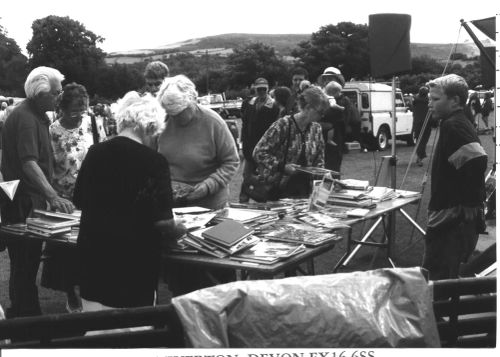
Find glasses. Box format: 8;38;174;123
49;89;63;97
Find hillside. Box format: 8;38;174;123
105;33;483;65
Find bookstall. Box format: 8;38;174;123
0;176;423;280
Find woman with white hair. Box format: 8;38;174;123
157;75;239;296
73;92;185;310
157;75;239;210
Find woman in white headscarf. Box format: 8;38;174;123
157;75;239;210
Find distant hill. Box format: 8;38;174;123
105;33;484;65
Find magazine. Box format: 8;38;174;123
231;240;306;264
256;222;341;246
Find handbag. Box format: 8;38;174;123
242;118;292;202
241;174;279;203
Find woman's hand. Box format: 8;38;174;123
284;163;300;175
186;182;209;201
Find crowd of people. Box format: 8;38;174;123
0;61;489;319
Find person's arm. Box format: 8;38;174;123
22;160;74;213
187;118;240;201
253;119;289;182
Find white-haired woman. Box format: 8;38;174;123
73;92;185;310
157;74;239;210
157;75;239;296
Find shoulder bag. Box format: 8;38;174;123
242;118;292;202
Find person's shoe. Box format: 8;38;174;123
416;158;423;167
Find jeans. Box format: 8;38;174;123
1;194;46;318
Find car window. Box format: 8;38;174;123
395;93;405;107
361;93;369;109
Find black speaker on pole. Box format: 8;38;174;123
369;14;412;77
480;46;495;89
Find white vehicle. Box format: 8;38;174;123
342;82;415;150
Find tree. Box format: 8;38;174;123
226;42;289;89
0;22;28;96
292;22;370;82
26;16;106;95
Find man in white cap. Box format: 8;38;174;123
239;77;279;202
320;66;346;88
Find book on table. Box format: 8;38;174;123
33;209;81;221
230;240;306;265
335;179;370;190
256;221;341;247
212;207;276;225
182;232;229;259
189;226;259;255
26;225;71;238
201;220;254;248
26;217;79;230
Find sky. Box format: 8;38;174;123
1;0;497;54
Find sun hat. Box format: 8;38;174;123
254;77;269;89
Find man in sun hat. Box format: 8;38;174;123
239;77;279;202
320;66;346;88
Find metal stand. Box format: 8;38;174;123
333;207;426;272
333;76;427;271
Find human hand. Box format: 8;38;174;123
186;182;209;201
49;196;74;214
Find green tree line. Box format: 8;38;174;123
1;16;482;103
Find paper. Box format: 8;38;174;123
0;180;20;201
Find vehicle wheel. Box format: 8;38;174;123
376;126;390;151
406;131;417;146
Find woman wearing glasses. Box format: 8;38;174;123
253;86;329;199
41;83;106;313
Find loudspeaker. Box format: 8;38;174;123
480;46;495;89
369;14;412;77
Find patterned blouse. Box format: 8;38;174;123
50;115;107;199
253;115;325;188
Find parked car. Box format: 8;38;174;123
342;82;415;151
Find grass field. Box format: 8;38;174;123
0;127;495;315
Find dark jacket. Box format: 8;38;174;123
429;109;487;211
241;95;279;161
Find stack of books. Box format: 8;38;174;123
335;179;370;190
182;220;260;258
231;240;306;265
26;210;79;238
212;207;280;227
365;187;398;202
256;221;342;247
327;190;375;209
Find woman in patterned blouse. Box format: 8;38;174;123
253;86;329;199
41;83;106;313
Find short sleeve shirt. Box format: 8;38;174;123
0;99;54;197
49;115;107;199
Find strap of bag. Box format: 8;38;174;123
90;113;99;145
281;116;292;170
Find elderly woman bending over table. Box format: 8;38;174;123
156;75;239;295
156;75;239;210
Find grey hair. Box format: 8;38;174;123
157;75;198;115
428;74;469;106
24;66;65;99
115;91;166;135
